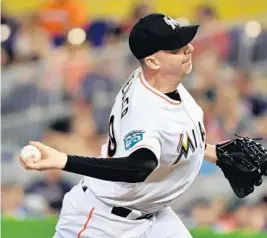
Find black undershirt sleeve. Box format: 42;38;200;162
63;148;158;183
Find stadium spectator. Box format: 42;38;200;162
192;4;230;61
1;183;27;219
60;42;93;97
37;0;89;46
1;10;19;64
122;3;153;33
42;101;102;156
25;170;73;212
13;13;52;62
79;58;118;135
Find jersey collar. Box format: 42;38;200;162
139;71;182;106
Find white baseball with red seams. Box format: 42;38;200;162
20;145;41;162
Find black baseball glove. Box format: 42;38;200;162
216;135;267;198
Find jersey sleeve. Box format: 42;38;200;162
122;130;163;161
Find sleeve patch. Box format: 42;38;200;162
124;130;145;150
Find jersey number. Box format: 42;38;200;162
108;115;116;157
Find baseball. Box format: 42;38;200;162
20;145;41;162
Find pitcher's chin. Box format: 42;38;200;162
182;60;193;76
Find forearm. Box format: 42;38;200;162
62;148;158;183
204;143;218;163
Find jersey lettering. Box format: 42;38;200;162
192;129;197;148
198;121;206;143
173;120;205;165
121;74;134;118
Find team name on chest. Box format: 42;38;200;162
172;121;206;165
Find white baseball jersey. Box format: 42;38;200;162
86;67;206;213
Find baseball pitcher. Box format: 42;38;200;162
19;13;267;238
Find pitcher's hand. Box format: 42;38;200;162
18;141;68;171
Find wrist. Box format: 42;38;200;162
59;152;68;169
204;144;218;163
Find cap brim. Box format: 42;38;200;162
180;25;199;45
164;25;199;51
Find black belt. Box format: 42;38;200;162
111;206;154;220
81;183;153;220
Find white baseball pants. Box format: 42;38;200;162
53;182;192;238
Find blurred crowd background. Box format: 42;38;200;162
1;0;267;235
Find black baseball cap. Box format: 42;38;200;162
129;13;199;60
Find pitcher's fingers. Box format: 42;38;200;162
23;156;37;169
33;159;52;170
29;141;46;154
19;156;31;170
